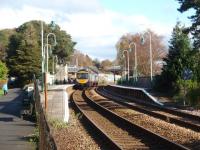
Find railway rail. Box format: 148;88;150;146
96;86;200;132
72;89;189;150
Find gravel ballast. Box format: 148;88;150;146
51;108;100;150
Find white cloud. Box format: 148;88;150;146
0;5;56;29
60;10;173;60
0;1;173;60
0;0;102;13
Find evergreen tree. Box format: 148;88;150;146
0;29;15;61
6;20;75;86
50;27;76;64
177;0;200;48
7;22;41;86
155;22;193;91
177;0;200;82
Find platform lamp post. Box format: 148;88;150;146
121;53;127;82
46;33;57;72
44;44;52;72
141;31;153;81
44;21;57;112
41;21;44;92
120;54;125;84
52;55;58;85
52;55;58;75
44;43;52;112
129;42;137;82
122;50;130;82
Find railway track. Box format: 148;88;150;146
88;88;200;149
72;89;189;150
96;86;200;132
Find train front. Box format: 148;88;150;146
76;70;89;89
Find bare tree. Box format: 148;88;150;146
116;30;166;76
70;50;93;67
100;59;113;71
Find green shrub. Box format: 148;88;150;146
29;127;39;143
75;112;83;119
186;87;200;106
176;79;198;91
175;80;199;105
48;118;68;129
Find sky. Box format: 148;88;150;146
0;0;194;61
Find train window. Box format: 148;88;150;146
77;73;88;79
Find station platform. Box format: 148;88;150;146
109;84;163;106
40;84;73;123
108;84;182;107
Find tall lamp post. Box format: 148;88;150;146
52;55;58;85
141;31;153;81
40;20;57;111
41;21;44;91
129;42;137;82
44;44;52;72
52;55;58;75
46;33;56;72
122;50;130;82
121;54;126;82
44;31;56;112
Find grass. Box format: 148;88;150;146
48;118;68;129
26;126;39;150
75;112;83;119
0;89;3;96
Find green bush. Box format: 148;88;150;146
48;118;68;129
176;79;198;90
175;80;199;105
186;87;200;107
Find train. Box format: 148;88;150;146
75;67;99;89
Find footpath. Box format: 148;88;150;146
0;88;35;150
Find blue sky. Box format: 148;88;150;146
0;0;194;60
100;0;193;25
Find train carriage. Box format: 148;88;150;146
75;67;98;89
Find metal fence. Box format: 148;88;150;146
33;77;57;150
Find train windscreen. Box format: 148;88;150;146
77;73;88;79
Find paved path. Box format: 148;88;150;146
0;88;35;150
